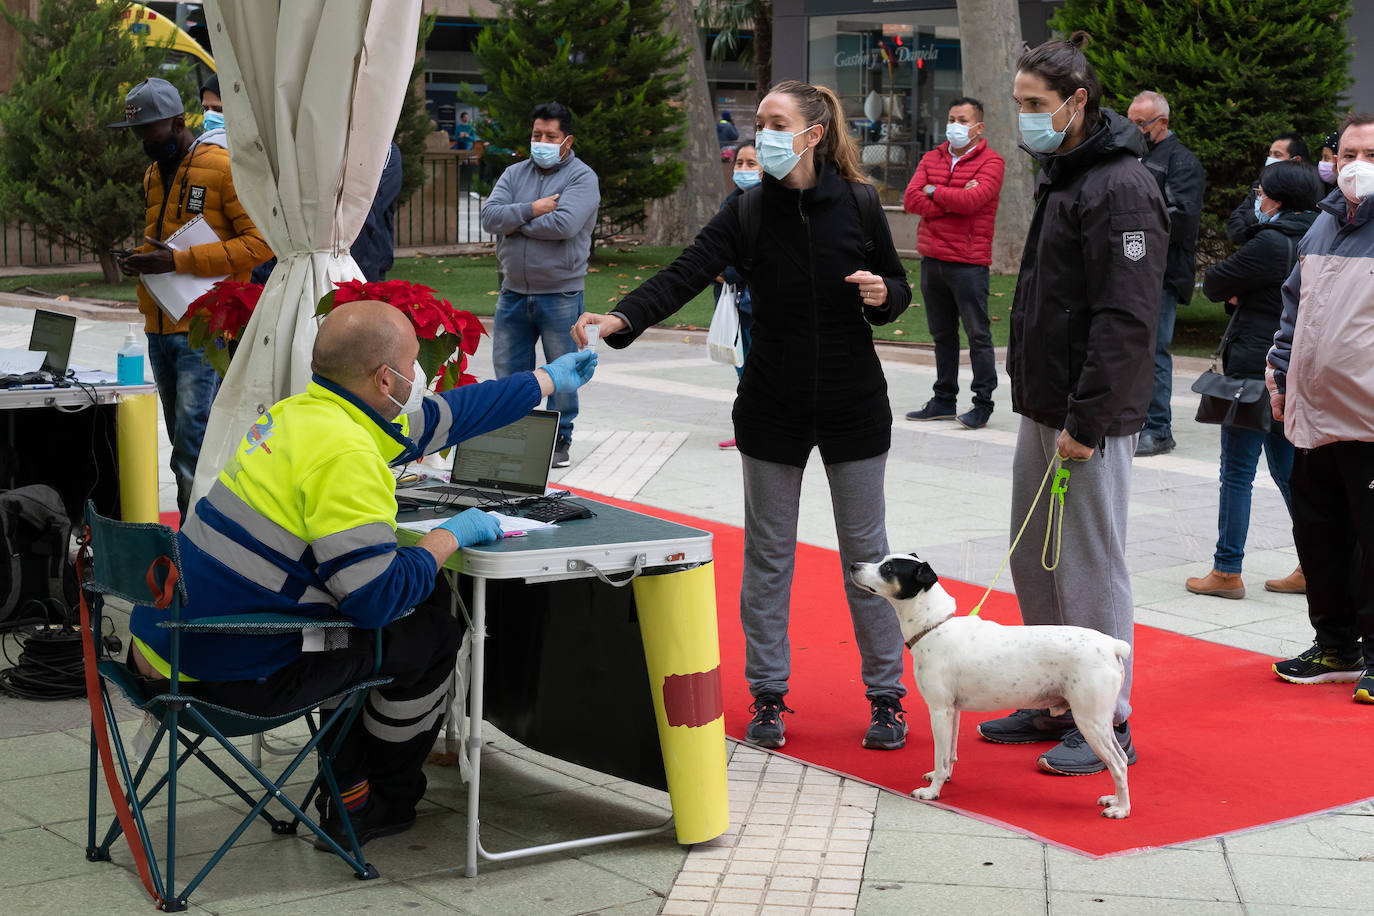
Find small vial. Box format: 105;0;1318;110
584;323;600;351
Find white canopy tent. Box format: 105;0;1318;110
192;0;421;503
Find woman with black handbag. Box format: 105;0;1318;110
1185;160;1324;598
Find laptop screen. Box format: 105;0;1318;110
28;309;77;375
448;409;559;498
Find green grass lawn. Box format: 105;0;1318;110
1;245;1232;356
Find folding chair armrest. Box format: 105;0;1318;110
159;613;357;634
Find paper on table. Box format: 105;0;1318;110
139;216;228;322
0;347;46;376
396;511;557;536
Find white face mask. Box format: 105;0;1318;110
1337;159;1374;204
384;361;427;416
756;125;818;179
1264;155;1282;167
945;122;976;149
1019;94;1079;154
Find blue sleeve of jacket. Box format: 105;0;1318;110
393;372;543;463
521;164;601;240
325;544;438;629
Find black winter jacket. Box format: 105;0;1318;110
1008;110;1169;447
1139;132;1205;303
607;163;911;466
1201;209;1316;379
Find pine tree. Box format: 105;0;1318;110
465;0;689;237
393;12;437;207
0;0;176;283
1052;0;1352;257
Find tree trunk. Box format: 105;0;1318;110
643;0;727;247
98;250;123;285
957;0;1032;276
754;0;772;98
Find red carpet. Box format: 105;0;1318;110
569;488;1374;857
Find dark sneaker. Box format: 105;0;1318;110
551;437;571;469
905;401;956;421
1355;669;1374;704
312;796;416;851
977;708;1077;744
1037;722;1137;776
956;405;992;430
1274;643;1364;684
744;693;792;748
862;696;907;749
1134;432;1175;458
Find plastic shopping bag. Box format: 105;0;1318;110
706;283;744;367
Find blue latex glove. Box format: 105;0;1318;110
437;508;503;548
539;349;597;392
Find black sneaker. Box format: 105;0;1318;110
1273;643;1364;684
1037;722;1137;776
957;405;992;430
862;696;907;750
551;437;571;469
1134;432;1175;458
745;693;792;748
905;401;956;421
312;796;416;851
977;708;1077;744
1355;669;1374;704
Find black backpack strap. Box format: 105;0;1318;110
849;181;883;267
735;186;763;277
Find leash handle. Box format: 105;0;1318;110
969;454;1061;615
1041;466;1070;571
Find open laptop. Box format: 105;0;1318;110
27;309;77;377
396;408;561;509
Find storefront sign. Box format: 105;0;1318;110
833;46;940;68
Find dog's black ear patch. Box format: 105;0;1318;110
914;562;939;591
887;556;933;600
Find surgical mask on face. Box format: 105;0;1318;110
945;122;974;149
1264;156;1282;167
530;140;564;168
385;361;427;415
1338;159;1374;203
756;125;818;179
1318;160;1336;183
1018;94;1079;154
733;169;761;190
1254;197;1277;224
202;110;225;132
142;138;180;163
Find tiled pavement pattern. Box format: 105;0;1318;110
0;303;1370;914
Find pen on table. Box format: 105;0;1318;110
502;530;528;538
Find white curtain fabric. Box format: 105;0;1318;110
192;0;421;503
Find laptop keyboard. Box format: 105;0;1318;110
514;500;594;523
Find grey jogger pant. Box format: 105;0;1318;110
1008;417;1136;723
739;452;906;701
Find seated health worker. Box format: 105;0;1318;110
129;299;597;846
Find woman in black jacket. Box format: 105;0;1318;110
1185;161;1322;599
978;33;1169;777
574;80;912;752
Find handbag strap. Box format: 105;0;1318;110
1209;308;1241;372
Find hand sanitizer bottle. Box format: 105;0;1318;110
117;324;144;386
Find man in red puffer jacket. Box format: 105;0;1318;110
903;97;1005;430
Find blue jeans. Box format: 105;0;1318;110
1214;423;1295;573
492;289;582;444
146;333;221;521
1144;288;1179;438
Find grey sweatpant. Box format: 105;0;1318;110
1008;417;1136;723
740;452;906;701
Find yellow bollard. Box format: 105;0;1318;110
632;562;730;845
116;393;159;523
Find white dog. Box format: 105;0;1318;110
850;553;1133;818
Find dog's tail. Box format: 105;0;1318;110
1111;639;1131;660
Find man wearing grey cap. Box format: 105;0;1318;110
109;77;271;521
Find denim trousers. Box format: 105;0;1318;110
146;333;220;521
1144;288;1179;437
1212;423;1294;573
919;258;996;410
492;289;582;444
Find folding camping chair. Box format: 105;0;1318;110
77;503;391;911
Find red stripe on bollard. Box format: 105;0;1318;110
662;667;723;728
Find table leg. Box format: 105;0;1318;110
464;577;487;878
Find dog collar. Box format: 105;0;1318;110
905;614;954;649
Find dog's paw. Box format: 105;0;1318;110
912;786;941;801
1098;795;1130;818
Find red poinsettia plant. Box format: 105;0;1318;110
186;280;263;376
316;279;487;391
